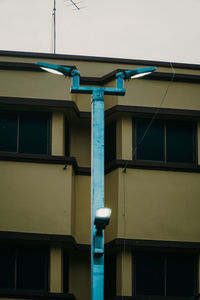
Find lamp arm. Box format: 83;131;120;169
116;71;126;90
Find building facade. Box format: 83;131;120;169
0;51;200;300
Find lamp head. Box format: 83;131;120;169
94;207;112;234
36;62;79;77
116;67;156;80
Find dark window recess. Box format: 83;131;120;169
134;118;196;164
133;252;197;297
135;253;164;296
0;247;15;289
63;251;69;293
166;254;196;297
0;112;50;155
0;114;17;152
104;254;116;297
136;119;164;161
0;246;49;291
64;119;70;156
166;121;194;163
105;121;116;163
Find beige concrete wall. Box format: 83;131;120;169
105;170;118;243
2;56;200;113
74;175;91;244
70;120;91;167
0;69;72;100
118;168;200;242
52;112;65;156
50;247;63;293
120;79;200;111
116;118;132;160
0;161;73;235
69;253;90;300
116;250;132;296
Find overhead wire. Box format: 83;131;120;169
121;63;176;298
123;63;176;173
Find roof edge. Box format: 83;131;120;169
0;50;200;70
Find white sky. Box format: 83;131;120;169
0;0;200;64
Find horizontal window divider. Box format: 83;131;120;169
0;231;90;252
0;97;91;119
0;290;76;300
105;296;198;300
1;98;200;121
105;238;200;254
1;233;200;253
0;153;200;174
105;160;200;174
0;152;90;175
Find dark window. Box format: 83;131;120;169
0;112;50;155
104;254;116;297
0;114;17;152
105;121;116;163
166;121;194;163
133;252;197;297
0;247;15;289
166;254;196;297
0;246;49;291
136;119;164;161
134;118;196;164
63;251;69;293
135;253;164;296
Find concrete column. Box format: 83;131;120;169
52;112;65;156
116;250;132;296
116;118;132;160
197;121;200;165
50;247;63;293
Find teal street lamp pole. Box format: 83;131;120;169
36;61;156;300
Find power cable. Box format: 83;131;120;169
121;63;176;298
123;63;176;173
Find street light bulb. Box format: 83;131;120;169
131;71;152;79
95;207;112;218
41;67;63;75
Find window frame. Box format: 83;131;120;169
0;245;50;293
133;118;197;165
132;251;198;298
0;111;51;156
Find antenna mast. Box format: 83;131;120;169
53;0;56;54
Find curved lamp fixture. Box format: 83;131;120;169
36;62;79;77
116;66;156;80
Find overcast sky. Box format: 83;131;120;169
0;0;200;64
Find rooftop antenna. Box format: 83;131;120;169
52;0;86;54
52;0;56;54
65;0;86;11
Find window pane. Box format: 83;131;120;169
17;247;48;290
0;114;17;152
166;254;196;297
105;121;116;163
0;247;15;289
19;113;49;154
135;253;164;295
136;119;164;161
104;255;116;297
166;121;194;163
